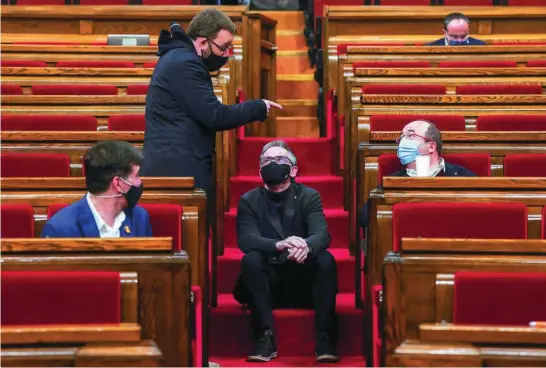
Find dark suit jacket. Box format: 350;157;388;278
41;196;152;238
425;37;487;46
141;25;267;196
236;183;331;261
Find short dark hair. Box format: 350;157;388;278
187;8;237;40
424;122;443;155
444;12;470;30
84;141;142;194
260;140;297;166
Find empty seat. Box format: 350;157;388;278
441;0;493;5
14;0;67;4
31;84;118;95
1;271;121;325
527;60;546;67
504;154;546;177
353;61;430;71
454;272;546;326
2;115;98;131
126;85;149;95
1;153;71;177
0;204;34;238
337;44;405;55
375;0;431;4
392;202;527;251
438;61;518;68
543;207;546;239
362;84;446;95
108;115;146;131
56;61;135;68
13;41;82;45
1;60;47;67
476;115;546;131
1;84;23;95
456;84;542;95
78;0;129;4
140;204;183;251
506;0;546;4
142;0;193;3
143;62;157;68
370;115;466;132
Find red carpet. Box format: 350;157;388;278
211;137;364;366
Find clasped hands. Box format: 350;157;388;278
275;236;310;264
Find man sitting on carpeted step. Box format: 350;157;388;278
233;140;339;363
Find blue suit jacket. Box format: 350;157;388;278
41;196;152;238
425;37;487;46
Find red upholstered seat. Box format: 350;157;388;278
493;42;546;46
143;62;157;68
443;0;493;5
1;153;71;177
126;85;149;95
377;0;430;4
2;60;47;67
78;0;129;4
48;203;69;219
527;60;546;67
456;84;542;95
506;0;546;4
370;115;466;132
142;0;193;3
2;115;98;131
543;207;546;239
15;0;67;4
32;84;118;95
504;154;546;177
392;202;527;252
353;61;429;71
337;44;405;55
13;41;82;45
476;115;546;131
438;61;518;68
0;204;34;238
108;115;146;131
362;84;446;95
1;84;23;95
1;271;121;325
56;61;135;68
377;153;491;182
140;204;183;252
453;272;546;326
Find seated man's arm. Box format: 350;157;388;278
143;210;153;236
236;197;278;255
41;222;60;238
304;191;331;253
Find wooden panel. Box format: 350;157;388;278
402;238;546;254
419;323;546;344
1;237;172;253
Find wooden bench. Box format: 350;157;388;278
383;238;546;366
1;237;190;366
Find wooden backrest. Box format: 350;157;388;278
1;238;189;366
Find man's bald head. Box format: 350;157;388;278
401;120;443;156
443;12;471;42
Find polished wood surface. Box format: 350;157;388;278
1;177;195;189
1;237;172;253
361;95;546;104
401;238;546;254
355;67;546;77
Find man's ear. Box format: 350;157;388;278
428;141;437;154
290;166;299;177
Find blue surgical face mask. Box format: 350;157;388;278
397;137;422;165
447;38;469;46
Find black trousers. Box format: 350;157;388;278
240;250;338;334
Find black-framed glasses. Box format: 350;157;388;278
207;38;234;55
260;155;293;166
396;132;430;144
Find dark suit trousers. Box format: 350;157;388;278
240;250;338;333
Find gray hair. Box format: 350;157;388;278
260;140;297;166
424;121;443;155
444;12;470;30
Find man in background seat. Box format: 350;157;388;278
426;12;486;46
42;141;151;238
233;140;339;363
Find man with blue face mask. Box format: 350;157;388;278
358;120;476;230
426;13;486;47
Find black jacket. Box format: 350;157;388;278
236;183;331;261
425;37;486;46
141;25;268;193
358;162;476;229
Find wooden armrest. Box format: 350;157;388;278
1;237;172;252
419;323;546;344
1;323;141;345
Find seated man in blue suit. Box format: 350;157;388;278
426;12;486;46
42;140;152;238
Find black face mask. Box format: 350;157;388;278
123;183;144;209
260;162;291;186
203;41;229;72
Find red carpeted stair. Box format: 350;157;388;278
210;137;364;367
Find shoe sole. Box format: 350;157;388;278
247;352;278;362
316;354;340;363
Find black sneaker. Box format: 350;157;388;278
247;329;278;362
316;330;339;363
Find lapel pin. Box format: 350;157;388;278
124;226;131;234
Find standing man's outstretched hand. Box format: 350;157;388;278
262;100;283;114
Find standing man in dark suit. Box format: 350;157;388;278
233;140;339;363
141;9;282;220
426;12;486;46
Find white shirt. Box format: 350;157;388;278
406;158;446;177
86;193;126;238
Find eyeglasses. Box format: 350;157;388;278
207;38;234;56
260;155;293;166
396;132;430;144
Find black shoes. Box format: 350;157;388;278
316;330;339;363
247;329;278;362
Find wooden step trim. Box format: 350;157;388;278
278;99;318;106
277;30;303;36
277;74;315;81
277;50;308;57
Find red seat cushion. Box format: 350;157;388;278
504;154;546;177
457;84;542;95
14;0;67;4
392;202;527;252
1;153;71;177
1;271;121;325
13;42;82;45
32;85;118;95
439;61;517;68
476;115;546;131
143;62;157;68
78;0;129;4
370;115;466;132
142;0;193;3
108;115;146;131
543;207;546;240
56;61;135;68
454;272;546;326
378;0;430;4
443;0;493;3
362;84;446;95
337;43;405;55
1;84;23;95
2;115;98;131
353;61;430;72
506;0;546;4
140;204;183;252
1;204;34;238
2;60;47;67
527;60;546;67
126;85;149;95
